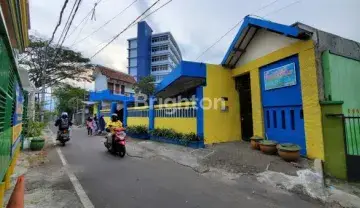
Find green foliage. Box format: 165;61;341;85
26;120;46;138
149;128;200;144
53;84;88;116
19;35;91;88
277;143;301;151
126;125;148;135
259;140;278;146
133;75;156;96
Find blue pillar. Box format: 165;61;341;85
196;87;204;145
97;103;101;117
149;96;155;131
110;102;117;114
123;101;128;127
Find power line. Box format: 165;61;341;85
71;12;92;46
67;0;104;38
195;0;303;61
137;0;172;23
44;0;83;75
48;0;70;45
90;0;163;59
71;0;138;47
80;0;173;53
57;0;83;48
56;0;80;47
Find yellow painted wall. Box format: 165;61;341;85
232;40;324;160
299;48;324;160
104;116;111;127
250;70;264;137
154;118;196;134
127;117;149;127
12;124;22;143
93;104;98;115
203;64;241;144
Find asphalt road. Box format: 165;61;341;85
51;126;322;208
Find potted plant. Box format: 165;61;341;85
27;121;46;151
259;140;278;155
277;143;301;162
250;135;263;150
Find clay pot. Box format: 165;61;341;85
259;140;278;155
277;143;301;162
250;136;263;150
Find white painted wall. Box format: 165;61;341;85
94;73;107;92
236;29;298;67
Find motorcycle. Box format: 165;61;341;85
104;127;126;157
58;129;70;146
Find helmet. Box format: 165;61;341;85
61;112;68;119
111;113;118;122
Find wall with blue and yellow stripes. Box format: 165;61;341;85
154;102;197;134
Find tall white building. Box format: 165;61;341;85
127;21;182;84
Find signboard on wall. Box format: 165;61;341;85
264;63;296;90
13;81;24;125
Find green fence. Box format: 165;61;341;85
0;35;17;181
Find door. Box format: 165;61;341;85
236;73;253;141
260;55;307;155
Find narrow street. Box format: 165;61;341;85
49;126;323;208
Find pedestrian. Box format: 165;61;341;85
99;115;106;134
93;114;99;134
86;116;93;136
92;117;97;135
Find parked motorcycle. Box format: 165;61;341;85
104;127;126;157
58;129;70;146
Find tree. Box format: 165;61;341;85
133;75;156;97
19;35;92;88
52;84;88;117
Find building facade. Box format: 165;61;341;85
0;0;31;205
93;65;135;96
127;21;182;84
90;65;136;124
123;16;360;182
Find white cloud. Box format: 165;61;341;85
30;0;360;70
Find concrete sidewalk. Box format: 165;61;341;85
128;138;360;208
3;130;83;208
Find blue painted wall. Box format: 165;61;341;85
137;21;153;80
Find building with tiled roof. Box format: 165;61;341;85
93;65;135;96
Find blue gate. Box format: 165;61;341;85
260;55;306;155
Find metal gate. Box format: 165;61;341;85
260;55;307;155
328;111;360;181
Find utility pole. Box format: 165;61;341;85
82;82;86;125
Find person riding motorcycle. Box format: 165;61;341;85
55;112;73;140
106;114;123;151
106;113;123;133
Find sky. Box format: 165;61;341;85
30;0;360;90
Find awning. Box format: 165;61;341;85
89;90;135;102
18;66;36;92
155;61;206;98
221;16;311;68
82;101;98;105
